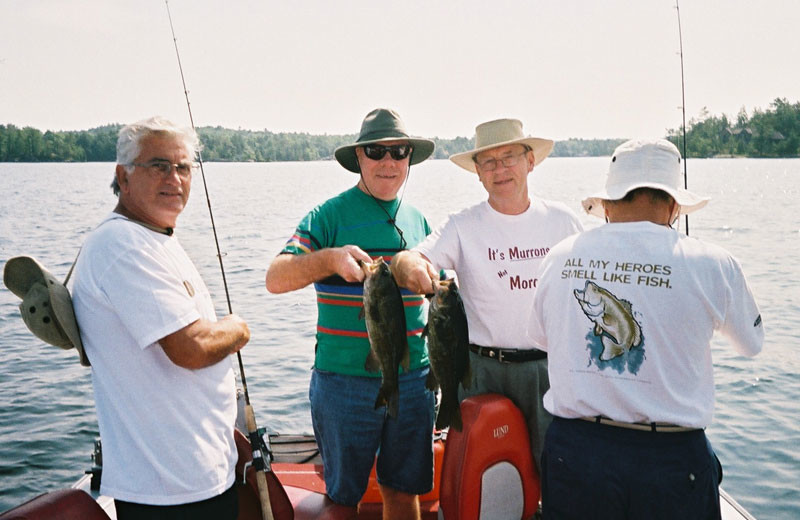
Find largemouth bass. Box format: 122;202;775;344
574;280;642;361
423;278;471;431
360;258;409;418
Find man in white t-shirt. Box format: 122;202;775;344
529;139;764;519
392;118;583;473
72;117;250;520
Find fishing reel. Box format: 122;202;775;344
242;427;273;482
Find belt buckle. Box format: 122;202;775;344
497;349;509;363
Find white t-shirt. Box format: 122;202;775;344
416;199;583;349
530;221;763;428
72;214;237;505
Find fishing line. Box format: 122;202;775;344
356;158;410;250
164;3;274;519
164;0;250;399
675;0;690;235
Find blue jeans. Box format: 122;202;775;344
542;417;721;519
309;367;435;506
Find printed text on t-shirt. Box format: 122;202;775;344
487;246;550;262
560;258;673;289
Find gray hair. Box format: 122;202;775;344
111;116;201;195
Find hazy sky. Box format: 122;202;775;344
1;0;797;140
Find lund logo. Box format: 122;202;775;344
493;425;509;439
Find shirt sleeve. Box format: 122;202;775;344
97;243;201;350
719;255;764;357
415;214;460;271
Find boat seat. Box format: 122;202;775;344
438;394;540;520
0;488;111;520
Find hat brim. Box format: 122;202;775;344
581;183;710;218
449;137;554;174
335;137;435;173
4;256;90;366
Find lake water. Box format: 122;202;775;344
0;158;798;517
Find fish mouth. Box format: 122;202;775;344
359;258;381;275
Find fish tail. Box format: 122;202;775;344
436;392;463;431
425;370;439;392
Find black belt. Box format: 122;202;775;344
469;344;547;363
579;416;699;433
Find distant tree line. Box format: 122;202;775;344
0;124;622;162
666;97;800;158
2;98;797;162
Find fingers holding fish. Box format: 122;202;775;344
335;244;372;283
390;250;439;295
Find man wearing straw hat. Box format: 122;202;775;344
70;117;250;519
392;118;584;474
266;108;436;518
528;139;763;518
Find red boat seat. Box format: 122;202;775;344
0;488;111;520
439;394;540;520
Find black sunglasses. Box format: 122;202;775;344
362;144;413;161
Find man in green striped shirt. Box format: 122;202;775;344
266;108;436;519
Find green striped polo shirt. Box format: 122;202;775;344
280;186;431;377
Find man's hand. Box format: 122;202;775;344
333;245;373;283
391;250;439;295
266;245;374;293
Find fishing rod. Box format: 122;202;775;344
163;2;275;519
675;0;690;235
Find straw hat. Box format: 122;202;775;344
581;139;710;218
449;118;554;174
334;108;435;173
3;256;89;366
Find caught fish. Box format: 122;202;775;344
423;278;471;431
360;258;409;418
574;280;642;361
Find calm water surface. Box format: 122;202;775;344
0;159;798;517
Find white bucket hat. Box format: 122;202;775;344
449;118;554;174
3;256;89;366
581;139;710;218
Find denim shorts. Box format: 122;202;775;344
309;367;435;506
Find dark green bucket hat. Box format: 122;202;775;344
334;108;435;173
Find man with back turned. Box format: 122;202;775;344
529;139;764;519
71;117;250;520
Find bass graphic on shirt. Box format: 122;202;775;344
574;281;642;361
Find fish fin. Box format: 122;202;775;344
364;350;381;372
449;407;463;432
461;361;473;390
425;369;439;391
600;340;624;361
358;305;365;321
375;386;398;418
421;323;429;339
632;324;642;347
434;407;450;430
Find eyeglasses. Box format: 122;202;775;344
128;159;198;179
362;144;413;161
474;149;530;172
